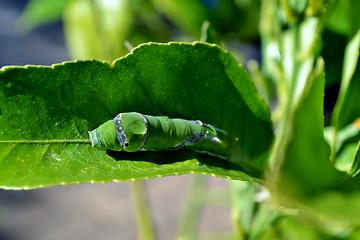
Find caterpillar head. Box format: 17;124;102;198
89;113;148;152
113;112;148;152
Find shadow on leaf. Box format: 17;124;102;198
106;149;257;177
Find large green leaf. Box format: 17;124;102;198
0;42;273;189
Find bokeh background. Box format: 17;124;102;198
1;0;359;239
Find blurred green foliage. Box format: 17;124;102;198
7;0;360;238
18;0;262;61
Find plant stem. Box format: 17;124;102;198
176;175;207;240
129;181;155;240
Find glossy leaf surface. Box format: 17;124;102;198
0;42;273;189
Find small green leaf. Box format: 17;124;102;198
16;0;67;32
335;141;359;172
230;181;279;240
325;0;360;37
63;0;133;61
0;42;273;189
325;0;352;35
332;29;360;130
261;216;334;240
349;140;360;176
152;0;207;38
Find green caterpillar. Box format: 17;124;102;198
89;112;237;159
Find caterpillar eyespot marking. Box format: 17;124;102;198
89;112;237;159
